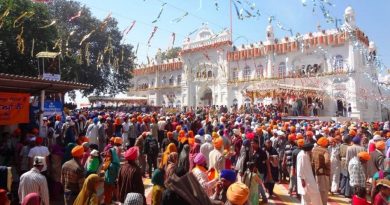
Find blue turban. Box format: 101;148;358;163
93;117;99;124
219;124;224;130
198;128;205;136
220;169;237;182
352;136;361;144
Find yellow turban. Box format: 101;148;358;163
376;141;386;151
358;151;370;161
212;131;219;139
71;145;84;158
213;137;223;149
297;139;305;148
317;137;329;147
227;182;249;205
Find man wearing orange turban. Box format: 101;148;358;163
209;137;225;173
226;182;249;205
312;136;330;205
349;151;370;192
62;145;85;205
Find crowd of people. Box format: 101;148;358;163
1;104;390;205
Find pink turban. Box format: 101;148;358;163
194;153;206;165
125;147;139;161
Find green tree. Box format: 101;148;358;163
0;0;57;76
0;0;136;96
160;46;181;61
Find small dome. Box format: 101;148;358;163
345;6;355;16
369;41;376;49
266;24;273;32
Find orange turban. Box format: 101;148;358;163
296;133;303;140
114;137;123;145
188;130;194;138
317;137;329;147
110;137;115;142
130;118;136;123
137;116;143;123
125;147;139;161
227;182;249;205
255;127;262;134
349;130;357;137
212;132;219;139
176;125;182;132
297;139;305;148
288;134;296;141
290;126;296;133
358;151;370;161
306;131;314;137
213;137;223;149
71;145;84;158
376;141;386;151
167;131;173;139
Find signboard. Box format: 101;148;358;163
42;73;61;81
0;92;30;125
44;100;63;117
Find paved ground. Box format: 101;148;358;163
143;178;351;205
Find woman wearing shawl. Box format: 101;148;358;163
164;152;178;181
191;153;217;196
160;143;177;169
21;192;40;205
85;150;101;176
49;143;64;200
178;144;190;173
62;143;76;164
151;168;165;205
74;174;104;205
101;148;120;205
189;143;201;171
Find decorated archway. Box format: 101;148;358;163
198;87;213;106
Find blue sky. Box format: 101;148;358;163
76;0;390;70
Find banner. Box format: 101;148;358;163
44;100;63;117
0;92;30;125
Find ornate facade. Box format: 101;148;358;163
129;7;385;121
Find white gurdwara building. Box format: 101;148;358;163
129;7;387;121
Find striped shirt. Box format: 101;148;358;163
18;167;49;205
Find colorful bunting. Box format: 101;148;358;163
152;2;167;23
15;26;24;54
171;32;176;48
171;12;188;23
147;26;158;46
79;30;95;45
68;10;82;22
0;4;11;29
39;20;56;28
123;20;136;35
13;11;34;28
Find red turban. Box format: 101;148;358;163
125;147;139;161
36;136;43;144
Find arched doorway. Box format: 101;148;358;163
200;87;213;106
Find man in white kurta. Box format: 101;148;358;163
297;146;323;205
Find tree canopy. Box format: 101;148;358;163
0;0;136;96
160;47;181;61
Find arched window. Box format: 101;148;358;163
256;64;264;78
177;75;182;84
232;68;238;80
333;55;343;72
207;70;213;78
161;76;167;85
278;62;286;78
243;66;251;80
169;76;174;85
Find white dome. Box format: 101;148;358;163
345;6;355;16
369;41;376;49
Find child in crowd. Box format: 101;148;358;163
242;162;264;205
351;186;369;205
